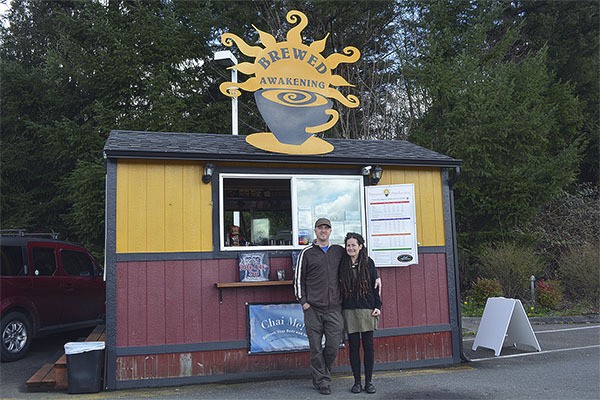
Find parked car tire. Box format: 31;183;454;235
1;312;33;362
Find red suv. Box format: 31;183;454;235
0;231;105;361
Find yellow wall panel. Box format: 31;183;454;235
182;164;203;250
116;160;212;253
115;163;129;252
127;161;149;252
416;171;437;245
431;173;445;245
146;161;166;250
164;164;184;251
379;167;445;247
116;160;445;253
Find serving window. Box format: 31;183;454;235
219;173;365;250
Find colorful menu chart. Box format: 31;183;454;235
366;184;418;267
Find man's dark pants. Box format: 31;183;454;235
303;306;344;388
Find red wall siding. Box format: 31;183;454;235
378;253;449;329
115;258;296;347
147;261;167;344
115;332;453;382
199;259;219;342
115;253;448;347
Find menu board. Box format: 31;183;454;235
366;184;418;267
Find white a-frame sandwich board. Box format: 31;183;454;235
472;297;541;356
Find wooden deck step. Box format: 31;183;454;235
25;363;55;390
53;357;68;390
40;365;58;387
26;325;105;392
85;325;106;342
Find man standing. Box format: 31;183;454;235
293;218;345;395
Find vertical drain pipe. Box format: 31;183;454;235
448;166;470;362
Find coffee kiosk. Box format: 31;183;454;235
102;10;463;390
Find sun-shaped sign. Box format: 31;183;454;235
219;10;360;154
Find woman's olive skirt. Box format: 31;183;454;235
343;308;379;334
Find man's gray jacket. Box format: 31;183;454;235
293;243;345;312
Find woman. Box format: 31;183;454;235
340;232;382;394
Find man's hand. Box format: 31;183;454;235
374;277;382;296
302;303;311;310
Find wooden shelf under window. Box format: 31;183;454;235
215;280;293;303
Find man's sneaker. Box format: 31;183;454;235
365;382;376;394
351;382;362;393
319;385;331;395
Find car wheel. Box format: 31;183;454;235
1;312;33;362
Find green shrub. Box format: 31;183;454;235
530;184;600;277
470;277;504;306
558;242;600;305
461;300;484;317
478;242;544;300
536;279;564;310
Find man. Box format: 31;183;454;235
293;217;345;395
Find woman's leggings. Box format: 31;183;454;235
347;331;374;383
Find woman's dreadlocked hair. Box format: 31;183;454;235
340;232;371;301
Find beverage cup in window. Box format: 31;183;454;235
277;270;286;281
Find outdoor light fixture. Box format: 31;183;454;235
370;165;383;185
361;165;383;185
202;163;215;184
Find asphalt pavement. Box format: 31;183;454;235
1;316;598;400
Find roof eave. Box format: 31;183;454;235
103;149;462;168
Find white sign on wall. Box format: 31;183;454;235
365;184;418;267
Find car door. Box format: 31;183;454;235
58;245;105;323
29;243;64;326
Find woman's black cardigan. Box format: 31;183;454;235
341;257;382;310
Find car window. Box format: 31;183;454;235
61;249;95;277
32;247;57;276
1;245;26;276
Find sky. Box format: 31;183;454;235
0;0;9;27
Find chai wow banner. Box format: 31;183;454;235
247;303;309;354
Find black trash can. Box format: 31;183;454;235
64;341;105;394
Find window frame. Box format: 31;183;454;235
218;172;366;252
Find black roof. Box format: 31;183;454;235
104;130;461;168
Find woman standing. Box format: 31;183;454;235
340;232;382;394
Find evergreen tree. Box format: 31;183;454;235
407;0;584;247
0;0;261;254
514;0;599;186
1;0;594;261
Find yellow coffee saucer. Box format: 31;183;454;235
246;132;334;155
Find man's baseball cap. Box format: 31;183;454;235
314;218;331;228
